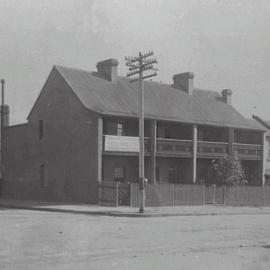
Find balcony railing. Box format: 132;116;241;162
233;143;262;160
103;135;262;160
197;141;228;158
156;139;192;156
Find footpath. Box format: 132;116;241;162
1;198;270;217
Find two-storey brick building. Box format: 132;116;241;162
1;58;265;203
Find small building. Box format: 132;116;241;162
251;115;270;185
1;58;265;203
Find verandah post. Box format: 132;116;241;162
192;125;197;184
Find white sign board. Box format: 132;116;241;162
104;135;139;152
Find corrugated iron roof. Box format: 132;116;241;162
245;118;268;131
55;65;263;130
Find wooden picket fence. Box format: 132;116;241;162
130;183;205;207
98;181;131;206
98;181;270;207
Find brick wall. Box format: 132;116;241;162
1;68;99;203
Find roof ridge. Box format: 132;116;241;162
56;66;220;95
55;64;93;74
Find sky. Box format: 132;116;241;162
0;0;270;124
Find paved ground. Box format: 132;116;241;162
2;198;270;217
0;208;270;270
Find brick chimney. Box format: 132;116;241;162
173;72;195;95
1;104;9;127
96;58;119;82
221;89;232;105
0;79;9;127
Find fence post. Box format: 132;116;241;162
213;184;216;205
115;182;119;207
266;186;270;207
223;186;227;206
263;186;266;207
172;184;175;207
202;185;206;205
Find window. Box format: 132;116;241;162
117;122;124;136
40;164;47;187
104;119;125;136
39;120;44;140
114;167;125;182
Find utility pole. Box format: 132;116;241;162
125;51;158;213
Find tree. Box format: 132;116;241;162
209;154;247;186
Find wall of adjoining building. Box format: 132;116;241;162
2;68;100;203
263;131;270;184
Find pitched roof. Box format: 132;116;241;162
245;118;268;131
55;65;263;131
250;115;270;135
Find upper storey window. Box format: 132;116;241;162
117;122;124;136
104;119;126;136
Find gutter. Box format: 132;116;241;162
252;114;270;130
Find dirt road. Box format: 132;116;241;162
0;208;270;269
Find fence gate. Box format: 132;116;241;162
205;185;225;205
98;182;130;206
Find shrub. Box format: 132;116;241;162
209;154;247;186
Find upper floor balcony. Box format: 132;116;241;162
197;141;228;158
102;117;263;160
156;139;192;157
103;136;262;160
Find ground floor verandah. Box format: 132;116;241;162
102;155;263;186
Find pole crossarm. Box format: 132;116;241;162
125;51;155;65
129;77;140;83
127;64;140;71
125;51;158;213
125;56;139;64
142;59;157;65
125;52;158;83
127;69;140;77
142;73;157;80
